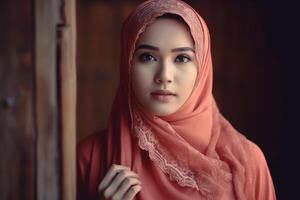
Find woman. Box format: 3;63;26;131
77;0;276;199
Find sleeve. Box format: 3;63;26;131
251;143;277;200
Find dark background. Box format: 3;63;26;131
76;0;295;198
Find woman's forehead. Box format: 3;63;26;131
136;18;194;49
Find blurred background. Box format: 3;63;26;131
77;0;281;198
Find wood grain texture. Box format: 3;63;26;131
35;0;60;199
58;0;77;199
1;0;77;199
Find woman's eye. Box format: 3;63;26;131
175;55;191;63
138;53;157;62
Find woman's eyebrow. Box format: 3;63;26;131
172;47;195;53
135;44;195;53
136;44;159;51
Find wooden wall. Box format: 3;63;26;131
0;1;35;199
0;0;76;199
76;0;280;197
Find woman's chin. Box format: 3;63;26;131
147;106;178;117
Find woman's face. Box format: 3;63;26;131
131;18;197;116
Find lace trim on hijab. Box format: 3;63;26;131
133;112;200;190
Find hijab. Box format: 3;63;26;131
106;0;256;199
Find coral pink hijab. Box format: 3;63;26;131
105;0;275;199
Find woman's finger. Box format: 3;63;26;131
102;170;140;198
123;184;142;200
98;164;130;192
111;177;141;200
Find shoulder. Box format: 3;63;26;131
218;126;268;164
77;129;108;162
78;129;108;149
233;133;270;171
247;140;268;165
245;139;272;179
238;136;269;170
221;129;272;176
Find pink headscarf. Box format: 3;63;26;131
105;0;263;199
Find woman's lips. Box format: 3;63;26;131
150;90;176;102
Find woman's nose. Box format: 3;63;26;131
154;60;173;84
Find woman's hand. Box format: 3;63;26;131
98;164;142;200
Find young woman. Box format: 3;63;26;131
77;0;276;199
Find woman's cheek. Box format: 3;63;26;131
139;65;156;85
132;65;153;94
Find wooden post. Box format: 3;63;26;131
35;0;61;199
35;0;76;199
58;0;77;199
